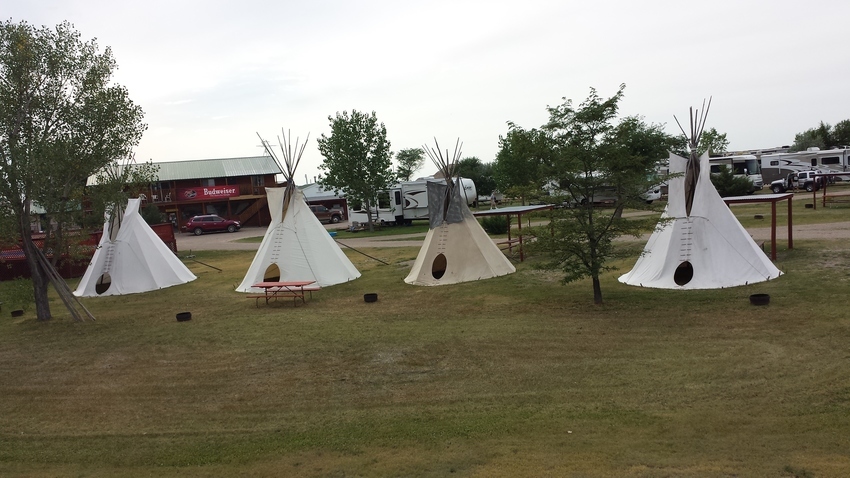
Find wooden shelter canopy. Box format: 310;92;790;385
473;204;554;261
722;192;793;260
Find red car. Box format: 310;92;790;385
184;215;241;235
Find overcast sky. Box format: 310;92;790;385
9;0;850;182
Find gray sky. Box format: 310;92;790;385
9;0;850;182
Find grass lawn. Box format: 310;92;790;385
1;220;849;475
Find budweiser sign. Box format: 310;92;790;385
178;186;239;201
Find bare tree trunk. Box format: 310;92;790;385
365;199;374;232
612;204;624;219
592;275;603;305
18;214;52;321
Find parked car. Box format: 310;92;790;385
184;215;241;235
770;170;823;193
309;205;343;224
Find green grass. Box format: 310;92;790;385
2;233;850;475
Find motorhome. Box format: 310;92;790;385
347;177;477;225
758;147;849;184
545;174;662;206
390;177;476;224
707;155;763;193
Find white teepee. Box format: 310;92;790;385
618;103;782;289
74;198;197;297
405;139;515;286
236;131;360;292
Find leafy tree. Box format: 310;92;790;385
791;127;825;151
477;162;497;200
833;119;850;146
455;156;496;203
790;120;849;151
528;85;675;304
395;147;424;181
317;110;394;231
698;127;729;156
87;157;160;223
710;165;752;197
493;124;551;204
0;20;146;321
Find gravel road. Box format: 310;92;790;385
174;223;426;252
177;212;850;252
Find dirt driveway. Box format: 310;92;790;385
176;217;850;252
174;222;425;252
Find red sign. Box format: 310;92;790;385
177;186;239;201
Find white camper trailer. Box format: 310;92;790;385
391;177;477;224
707;155;763;193
347;177;477;226
759;147;849;183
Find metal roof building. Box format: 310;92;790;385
84;155;287;229
152;156;282;181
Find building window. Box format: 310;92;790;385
252;175;265;195
201;178;215;187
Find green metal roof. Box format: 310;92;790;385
153;156;282;181
86;156;283;185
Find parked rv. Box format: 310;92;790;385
477;190;505;205
545;177;661;207
389;177;476;224
707;155;763;193
759;147;849;184
347;177;477;226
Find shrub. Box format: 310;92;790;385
481;216;509;235
141;204;164;224
710;165;754;197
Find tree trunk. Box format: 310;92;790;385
365;199;374;232
18;214;52;321
592;275;603;305
612;203;625;219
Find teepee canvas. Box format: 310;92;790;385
74;198;196;297
405;139;515;286
618;103;782;289
236;131;360;292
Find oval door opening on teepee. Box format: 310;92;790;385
263;264;280;282
95;273;112;295
431;253;447;279
674;261;694;286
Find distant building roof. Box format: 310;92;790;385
87;156;283;185
153;156;282;181
300;183;345;200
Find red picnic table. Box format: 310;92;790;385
249;281;318;307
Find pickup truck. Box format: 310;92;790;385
308;204;343;224
770;171;822;193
